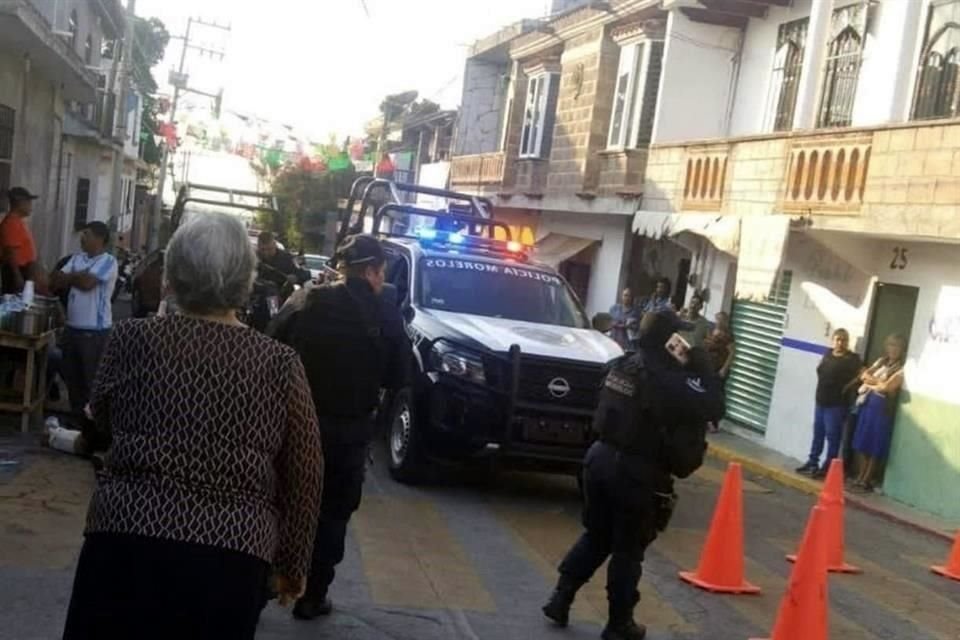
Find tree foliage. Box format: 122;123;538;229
131;17;170;165
262;165;357;252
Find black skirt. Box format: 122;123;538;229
63;532;269;640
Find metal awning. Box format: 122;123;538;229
735;215;791;302
632;210;741;255
533;233;597;269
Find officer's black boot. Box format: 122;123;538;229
542;574;583;628
602;594;646;640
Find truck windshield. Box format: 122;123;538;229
418;257;588;328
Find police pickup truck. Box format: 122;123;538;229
376;210;623;483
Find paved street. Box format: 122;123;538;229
1;440;958;640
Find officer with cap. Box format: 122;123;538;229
542;310;724;640
269;233;410;621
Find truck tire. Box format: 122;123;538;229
386;389;425;484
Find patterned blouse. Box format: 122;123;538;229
85;316;323;580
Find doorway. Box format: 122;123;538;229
864;283;919;364
854;282;919;485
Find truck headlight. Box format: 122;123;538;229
431;342;486;385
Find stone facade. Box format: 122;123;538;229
451;1;663;214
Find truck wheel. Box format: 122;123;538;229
387;389;424;484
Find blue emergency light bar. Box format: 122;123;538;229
373;203;529;260
413;227;528;258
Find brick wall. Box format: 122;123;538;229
597;150;648;194
547;27;605;194
515;159;549;193
456;7;668;205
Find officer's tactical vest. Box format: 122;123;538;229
593;352;710;479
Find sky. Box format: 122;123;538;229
135;0;552;140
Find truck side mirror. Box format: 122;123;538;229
592;312;613;333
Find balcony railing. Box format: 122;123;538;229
681;146;729;210
450;152;505;186
782;132;871;213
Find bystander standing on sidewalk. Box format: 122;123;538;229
638;277;674;315
703;311;736;433
796;328;863;479
851;334;907;493
61;213;323;640
49;222;117;454
609;287;639;350
0;187;44;294
680;293;712;348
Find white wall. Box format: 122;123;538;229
95;156;113;223
537;212;631;317
729;0;812;136
763;230;960;462
653;11;742;143
851;0;925;127
723;0;930;137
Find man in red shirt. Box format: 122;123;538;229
0;187;40;294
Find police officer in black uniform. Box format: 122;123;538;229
257;231;310;288
542;310;724;640
269;234;410;621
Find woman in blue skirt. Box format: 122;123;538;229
851;334;907;492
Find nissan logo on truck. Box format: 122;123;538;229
547;377;571;399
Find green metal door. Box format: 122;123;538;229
725;271;792;433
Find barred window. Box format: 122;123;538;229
817;4;868;128
913;0;960;120
769;19;808;132
74;178;91;230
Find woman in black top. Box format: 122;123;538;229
796;329;862;478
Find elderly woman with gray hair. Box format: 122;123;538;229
62;213;323;640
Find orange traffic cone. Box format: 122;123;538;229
751;505;829;640
931;530;960;582
680;462;761;594
787;458;860;573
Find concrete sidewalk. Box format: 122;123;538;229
707;428;959;543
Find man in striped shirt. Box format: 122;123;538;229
51;222;118;426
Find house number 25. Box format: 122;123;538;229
890;247;908;270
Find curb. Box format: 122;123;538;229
707;441;822;496
706;442;956;544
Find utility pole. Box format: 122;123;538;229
146;17;229;251
108;0;135;247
